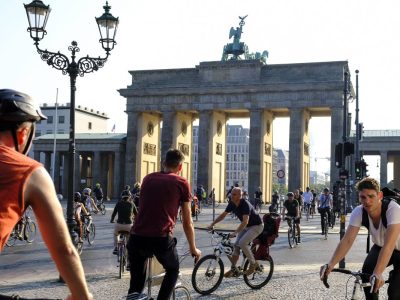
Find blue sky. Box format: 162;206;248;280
2;0;399;178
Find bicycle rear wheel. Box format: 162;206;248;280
76;240;83;255
191;254;224;295
243;256;274;289
100;203;106;215
119;245;125;279
87;223;96;245
24;221;37;243
173;285;191;300
324;217;329;240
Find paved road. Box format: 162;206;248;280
0;202;390;299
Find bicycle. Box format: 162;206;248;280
284;216;299;248
319;208;330;240
81;214;95;245
191;229;274;295
254;198;262;213
125;252;192;300
96;198;107;215
304;203;312;221
6;209;37;247
117;230;130;279
322;267;390;300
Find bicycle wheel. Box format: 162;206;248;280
119;245;125;279
324;217;329;240
214;200;220;208
87;223;96;245
173;285;192;300
76;240;83;255
191;254;224;295
288;226;296;248
24;221;37;243
243;256;274;289
100;203;106;215
5;231;17;247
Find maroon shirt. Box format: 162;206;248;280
132;171;191;237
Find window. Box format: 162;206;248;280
88;122;92;130
58;116;65;124
47;116;53;124
46;130;52;134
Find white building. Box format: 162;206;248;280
36;103;109;137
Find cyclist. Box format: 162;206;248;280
318;188;333;235
226;185;234;202
73;192;90;243
254;186;263;210
207;187;264;277
110;193;137;261
0;89;92;299
82;187;99;214
281;192;301;243
270;190;279;213
294;189;304;218
127;149;201;300
303;187;313;217
311;189;317;215
121;184;132;199
93;182;104;204
320;177;400;299
132;181;141;207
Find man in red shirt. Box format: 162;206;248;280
0;89;92;299
127;149;201;300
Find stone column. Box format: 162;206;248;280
288;109;303;192
248;110;263;203
125;111;139;188
44;152;51;173
54;151;61;193
161;110;175;162
74;152;81;193
93;151;102;187
34;150;40;162
197;110;212;193
330;106;344;188
113;150;122;199
380;151;388;187
393;156;400;188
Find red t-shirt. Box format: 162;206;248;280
0;145;41;250
132;171;191;237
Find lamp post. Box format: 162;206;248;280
24;0;119;239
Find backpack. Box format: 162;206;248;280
361;187;400;253
257;212;281;245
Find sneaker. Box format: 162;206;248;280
244;262;260;276
78;237;84;243
297;236;301;244
224;266;239;278
113;247;118;255
321;232;325;235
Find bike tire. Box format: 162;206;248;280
76;241;83;255
100;204;106;215
174;285;192;300
324;218;329;240
5;232;17;247
87;223;96;245
214;200;220;208
243;256;274;289
119;245;125;279
191;254;224;295
288;226;295;248
24;221;37;243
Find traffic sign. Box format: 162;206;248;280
277;169;285;178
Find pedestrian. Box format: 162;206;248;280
0;89;92;299
127;149;201;300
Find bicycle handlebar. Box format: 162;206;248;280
322;267;389;289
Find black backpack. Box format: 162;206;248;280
361;187;400;253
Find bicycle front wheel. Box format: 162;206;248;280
5;231;17;247
24;221;37;243
191;254;224;295
173;285;192;300
100;203;106;215
243;256;274;289
76;240;83;255
288;227;295;248
87;223;96;245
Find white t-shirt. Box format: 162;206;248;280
303;191;313;204
349;201;400;251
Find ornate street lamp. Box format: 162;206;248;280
24;0;119;240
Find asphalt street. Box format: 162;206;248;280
0;202;391;299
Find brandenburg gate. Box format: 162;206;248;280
119;59;351;202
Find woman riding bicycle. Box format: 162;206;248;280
207;187;263;277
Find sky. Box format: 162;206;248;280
2;0;400;179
